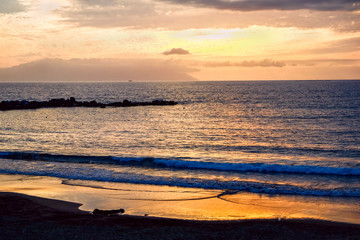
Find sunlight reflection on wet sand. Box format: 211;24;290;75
1;173;359;224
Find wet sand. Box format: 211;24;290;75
1;173;360;224
1;173;360;239
1;191;360;240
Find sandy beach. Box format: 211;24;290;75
1;173;360;224
1;191;360;240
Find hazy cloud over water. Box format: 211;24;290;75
0;59;197;82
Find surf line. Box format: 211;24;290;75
62;179;292;207
61;180;200;194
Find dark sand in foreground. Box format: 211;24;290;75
1;192;360;240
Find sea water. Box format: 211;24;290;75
0;81;360;219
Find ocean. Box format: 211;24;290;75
1;80;360;220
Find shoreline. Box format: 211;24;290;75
1;173;360;224
1;191;360;239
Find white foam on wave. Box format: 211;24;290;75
1;151;360;176
112;157;360;176
0;159;359;197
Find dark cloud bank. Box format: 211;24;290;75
159;0;360;11
59;0;360;31
0;59;197;82
75;0;360;11
0;0;26;14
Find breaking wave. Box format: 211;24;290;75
1;151;360;176
0;162;359;197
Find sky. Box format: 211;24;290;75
0;0;359;81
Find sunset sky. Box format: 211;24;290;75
0;0;359;81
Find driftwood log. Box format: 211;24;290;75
92;208;125;216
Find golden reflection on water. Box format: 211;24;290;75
1;174;360;224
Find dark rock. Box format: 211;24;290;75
0;98;178;111
89;100;98;107
122;99;132;106
93;208;125;216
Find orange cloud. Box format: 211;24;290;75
204;59;286;68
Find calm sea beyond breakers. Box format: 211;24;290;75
0;80;360;223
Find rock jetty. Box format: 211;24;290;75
0;97;177;111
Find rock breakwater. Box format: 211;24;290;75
0;97;177;111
